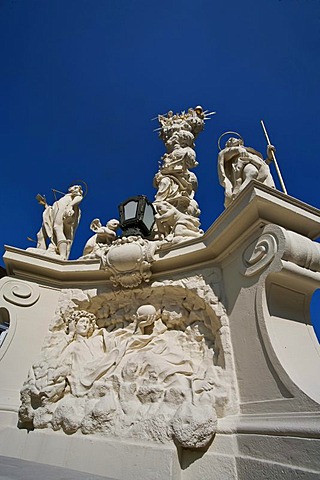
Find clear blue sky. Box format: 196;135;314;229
0;0;320;339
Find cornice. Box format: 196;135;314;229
4;182;320;285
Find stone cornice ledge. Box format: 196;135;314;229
3;246;104;285
3;182;320;283
152;181;320;272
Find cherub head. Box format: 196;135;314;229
106;219;120;231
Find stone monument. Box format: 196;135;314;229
0;108;319;479
28;184;84;260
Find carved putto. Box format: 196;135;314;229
217;133;275;208
82;218;120;259
153;106;214;244
28;185;83;260
19;280;237;449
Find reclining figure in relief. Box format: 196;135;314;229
218;135;275;208
19;304;229;448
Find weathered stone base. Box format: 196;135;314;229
1;183;320;479
0;410;240;480
1;413;319;479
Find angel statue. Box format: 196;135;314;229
82;218;119;258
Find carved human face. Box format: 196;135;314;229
75;316;91;336
68;185;83;197
226;137;243;148
156;203;169;215
107;219;120;230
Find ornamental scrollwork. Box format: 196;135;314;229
242;233;278;277
102;236;157;288
1;280;40;307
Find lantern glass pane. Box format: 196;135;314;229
143;203;155;230
124;201;137;220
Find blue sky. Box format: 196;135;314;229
0;0;320;338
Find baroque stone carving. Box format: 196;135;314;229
80;222;155;288
153;106;213;244
19;277;238;449
242;233;278;277
218;135;275;208
82;218;119;259
28;185;83;260
282;228;320;272
154;201;203;244
95;236;157;288
103;236;156;288
241;225;320;278
1;280;40;307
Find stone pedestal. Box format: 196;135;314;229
0;182;319;479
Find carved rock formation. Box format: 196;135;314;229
19;277;238;449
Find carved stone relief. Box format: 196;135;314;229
80;220;157;288
242;233;278;277
82;218;119;259
101;236;157;288
240;225;320;278
19;276;238;449
153;107;214;244
0;279;40;307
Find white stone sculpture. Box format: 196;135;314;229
153;106;213;243
218;135;275;207
82;218;119;258
155;201;203;243
19;282;234;448
29;185;83;260
101;235;157;288
80;216;156;288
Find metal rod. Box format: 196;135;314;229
51;188;66;196
260;120;287;195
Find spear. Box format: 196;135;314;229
260;120;287;195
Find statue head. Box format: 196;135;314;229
106;219;120;231
194;105;204;117
155;201;170;215
68;185;83;197
69;310;96;338
225;137;244;148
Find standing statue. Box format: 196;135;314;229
32;185;83;260
217;134;275;208
153;106;215;243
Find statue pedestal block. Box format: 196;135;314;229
0;182;319;479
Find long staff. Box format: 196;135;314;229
260;120;287;195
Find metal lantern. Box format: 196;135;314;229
118;195;156;238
